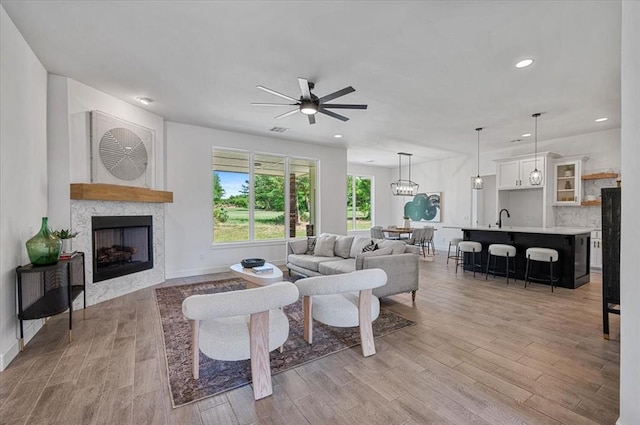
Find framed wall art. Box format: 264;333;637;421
403;192;442;223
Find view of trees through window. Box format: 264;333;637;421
212;149;316;243
347;175;373;230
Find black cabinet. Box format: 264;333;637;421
601;187;621;339
16;252;85;350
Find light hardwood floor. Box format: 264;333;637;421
0;253;620;425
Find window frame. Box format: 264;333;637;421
212;147;318;246
347;173;374;231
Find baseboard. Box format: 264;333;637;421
166;260;287;280
0;319;43;371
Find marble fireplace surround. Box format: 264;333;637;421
70;184;173;306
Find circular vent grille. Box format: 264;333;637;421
99;127;148;181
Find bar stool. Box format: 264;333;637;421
524;247;559;292
447;238;462;265
485;244;517;285
456;241;483;277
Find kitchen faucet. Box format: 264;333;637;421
497;209;510;229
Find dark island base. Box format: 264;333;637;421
462;230;591;289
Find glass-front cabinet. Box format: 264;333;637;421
553;156;587;205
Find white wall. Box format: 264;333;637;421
347;163;394;232
164;122;347;278
47;76;166;231
0;6;48;370
618;2;640;424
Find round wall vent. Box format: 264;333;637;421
99;127;148;181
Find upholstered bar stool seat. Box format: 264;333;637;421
456;241;483;277
525;247;559;292
485;244;517;284
447;238;463;265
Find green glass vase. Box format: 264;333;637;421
25;217;62;265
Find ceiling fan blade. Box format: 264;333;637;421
318;86;355;103
251;102;298;107
318;109;349;122
298;77;311;99
308;114;316;125
274;109;299;119
256;85;298;102
321;103;368;110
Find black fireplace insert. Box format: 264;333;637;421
92;215;153;282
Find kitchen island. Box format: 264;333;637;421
460;226;592;289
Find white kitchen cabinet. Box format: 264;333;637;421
591;230;602;269
553;156;588;206
496;156;545;189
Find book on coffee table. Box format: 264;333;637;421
252;265;273;273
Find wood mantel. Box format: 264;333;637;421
70;183;173;203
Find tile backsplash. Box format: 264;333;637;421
554;170;619;228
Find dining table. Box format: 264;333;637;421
382;228;414;239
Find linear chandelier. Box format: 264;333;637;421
390;152;419;196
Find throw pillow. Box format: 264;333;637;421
376;240;407;255
334;235;355;259
355;246;393;270
362;242;378;252
306;237;317;255
313;234;337;257
350;236;373;258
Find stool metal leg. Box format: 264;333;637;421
506;254;510;285
472;250;476;278
447;242;452;264
485;254;491;280
550;257;554;292
524;257;530;288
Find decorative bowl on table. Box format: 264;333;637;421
241;258;265;268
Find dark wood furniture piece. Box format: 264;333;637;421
16;252;85;350
601;187;621;339
461;228;590;289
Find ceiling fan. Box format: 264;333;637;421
251;77;367;125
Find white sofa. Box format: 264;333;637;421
286;234;420;301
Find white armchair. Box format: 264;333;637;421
294;269;387;357
182;281;299;400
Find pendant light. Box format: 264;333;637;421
473;127;484;190
529;113;543;185
390;152;419;196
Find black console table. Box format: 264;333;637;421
16;252;85;350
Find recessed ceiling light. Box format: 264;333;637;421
334;134;343;138
366;160;375;163
515;58;534;68
595;117;608;122
136;96;153;105
522;133;532;137
509;139;523;143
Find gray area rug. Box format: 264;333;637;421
155;278;416;407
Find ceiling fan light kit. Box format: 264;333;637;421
391;152;419;196
252;77;367;124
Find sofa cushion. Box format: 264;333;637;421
355;247;393;270
290;240;308;255
350;236;373;258
318;258;356;275
314;234;336;257
376;240;406;255
333;236;354;259
288;254;337;272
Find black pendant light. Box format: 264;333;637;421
473;127;484;190
529;113;543;185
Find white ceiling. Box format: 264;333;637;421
2;0;621;167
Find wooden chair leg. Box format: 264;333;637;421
359;289;376;357
303;296;313;344
191;320;200;379
250;311;272;400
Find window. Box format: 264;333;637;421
347;175;373;231
212;149;317;243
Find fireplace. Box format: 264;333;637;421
92;215;153;282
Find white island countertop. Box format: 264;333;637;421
445;225;593;235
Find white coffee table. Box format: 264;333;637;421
230;262;283;286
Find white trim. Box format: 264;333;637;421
165;259;287;280
0;319;43;371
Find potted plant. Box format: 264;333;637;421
53;229;79;254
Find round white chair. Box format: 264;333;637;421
456;241;483;277
485;244;517;284
182;281;299;400
524;247;559;292
447;238;463;265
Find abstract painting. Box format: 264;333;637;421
404;192;441;222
